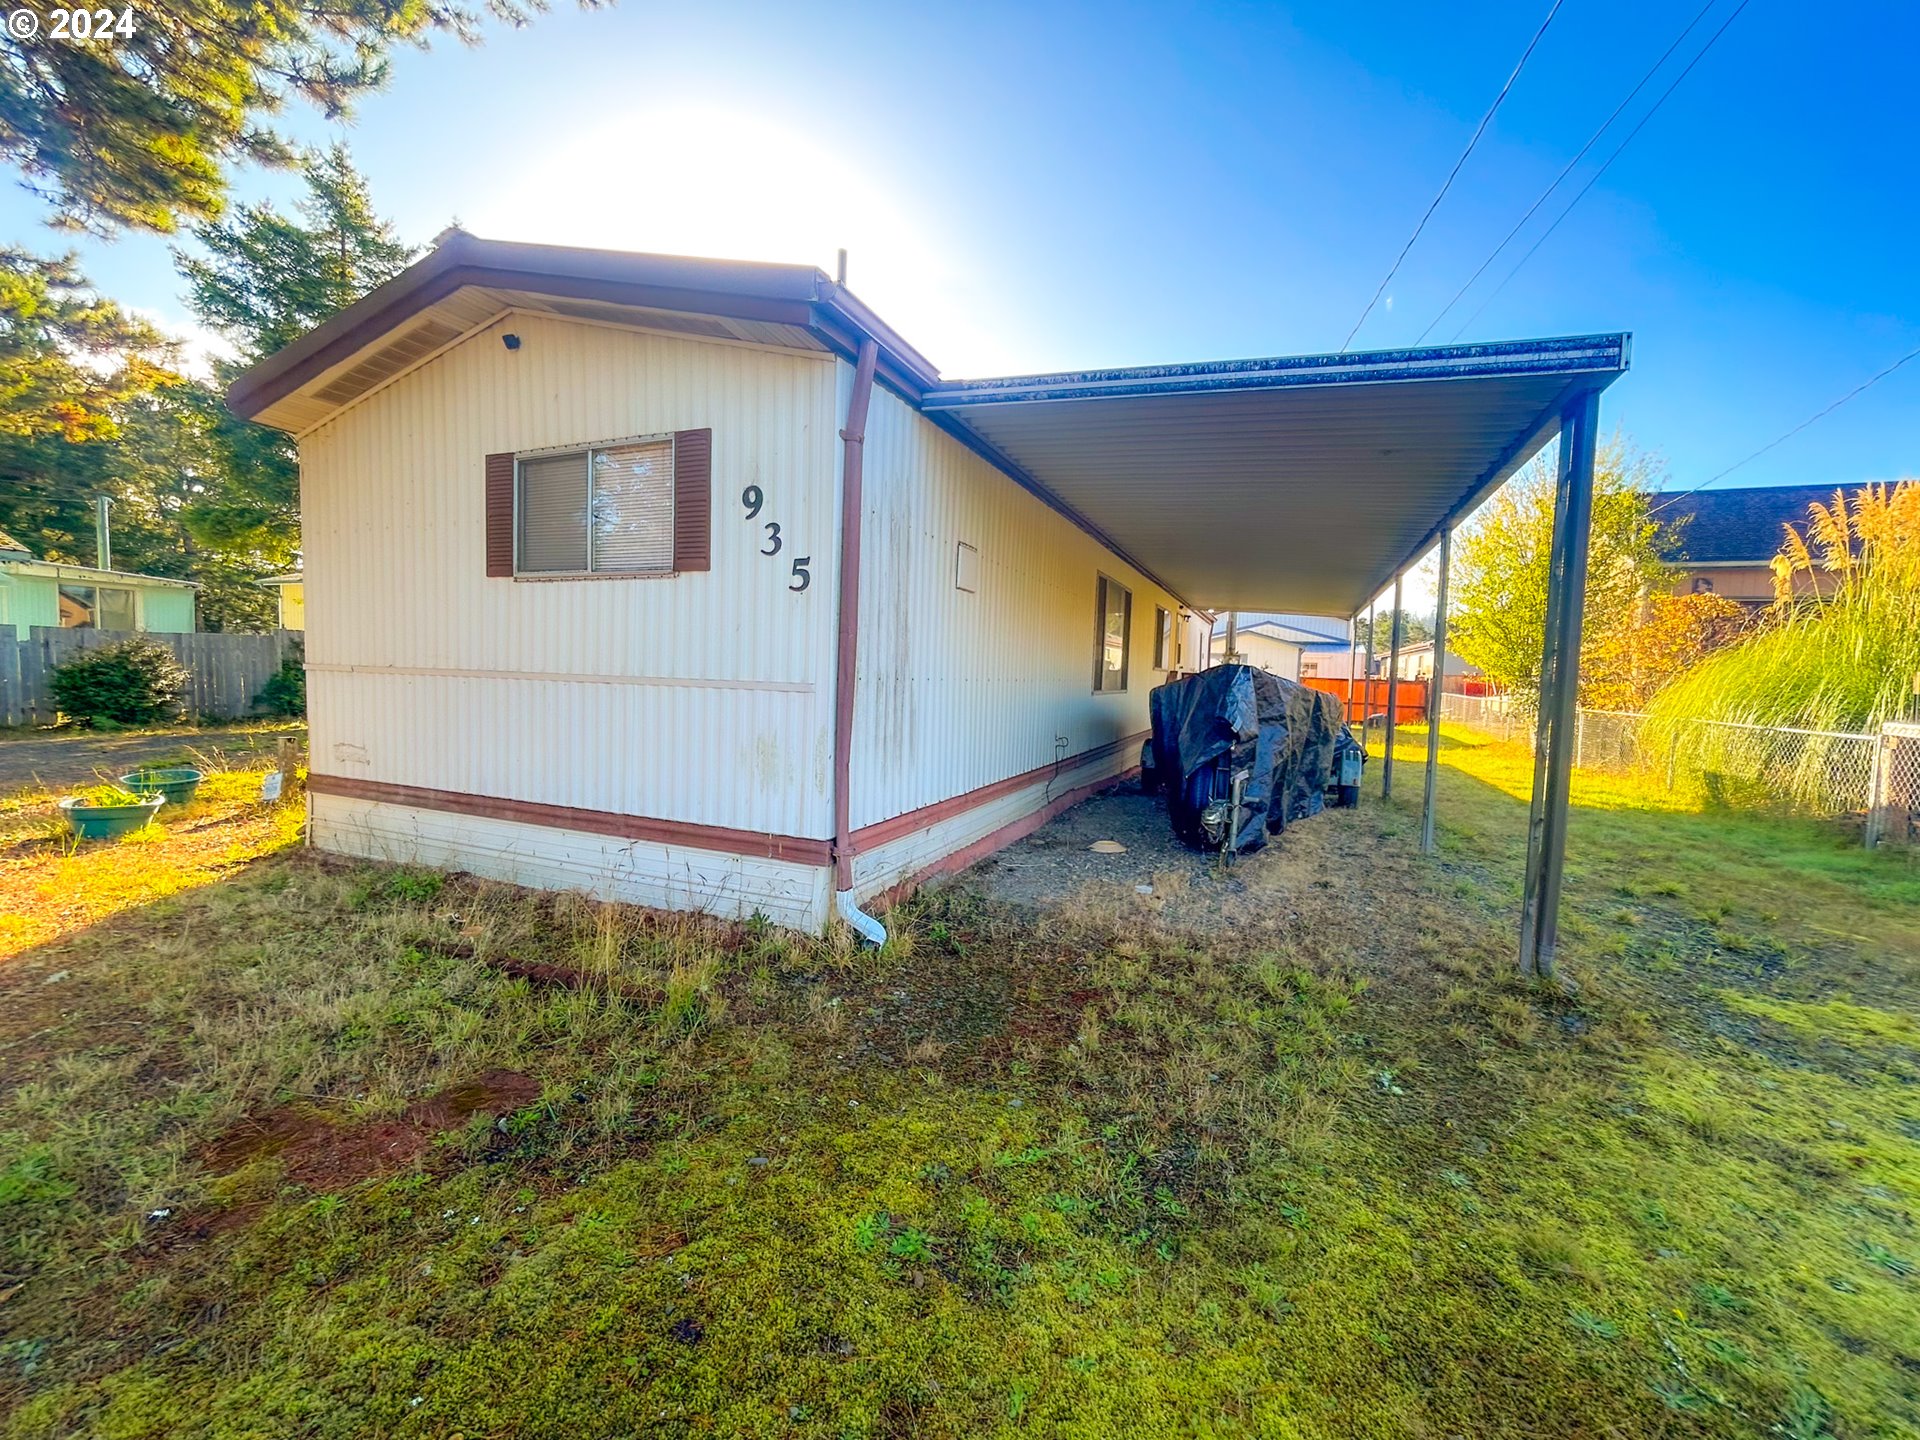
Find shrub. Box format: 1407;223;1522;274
254;637;306;718
48;638;189;727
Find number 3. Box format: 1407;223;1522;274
789;556;811;592
761;522;782;556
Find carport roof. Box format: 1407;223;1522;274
228;233;1629;617
922;334;1630;616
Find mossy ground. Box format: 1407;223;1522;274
0;727;1915;1438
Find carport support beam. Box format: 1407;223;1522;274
1382;575;1403;798
1345;611;1360;728
1361;602;1375;746
1420;526;1452;854
1518;390;1600;980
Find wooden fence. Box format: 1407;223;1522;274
0;626;293;727
1303;675;1430;727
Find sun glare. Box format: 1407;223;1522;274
471;105;1024;377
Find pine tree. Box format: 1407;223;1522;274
0;1;559;235
175;144;416;562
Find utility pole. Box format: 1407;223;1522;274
95;496;112;571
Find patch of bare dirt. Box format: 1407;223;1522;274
202;1068;541;1191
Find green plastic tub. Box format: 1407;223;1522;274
59;793;165;840
120;766;204;806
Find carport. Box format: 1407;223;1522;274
921;333;1631;978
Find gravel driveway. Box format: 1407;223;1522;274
0;726;306;795
963;783;1383;940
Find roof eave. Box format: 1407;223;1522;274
227;232;946;428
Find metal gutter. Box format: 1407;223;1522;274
1;560;199;588
922;334;1630;409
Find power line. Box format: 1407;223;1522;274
1415;0;1719;344
1653;340;1920;513
1340;0;1566;352
1449;0;1753;341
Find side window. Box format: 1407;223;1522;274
1094;575;1132;693
1153;606;1171;669
517;437;675;575
487;428;711;579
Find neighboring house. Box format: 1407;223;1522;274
1391;639;1480;683
227;234;1211;934
1210;613;1356;678
1657;483;1839;606
0;528;197;633
259;574;305;630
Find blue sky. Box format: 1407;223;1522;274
3;0;1915;499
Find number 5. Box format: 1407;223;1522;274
789;556;811;592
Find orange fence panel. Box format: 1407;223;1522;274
1303;676;1429;727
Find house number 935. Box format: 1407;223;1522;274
743;485;809;591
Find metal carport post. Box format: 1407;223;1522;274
1420;525;1452;855
1518;389;1601;979
1382;574;1403;798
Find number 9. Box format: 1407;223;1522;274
742;485;763;519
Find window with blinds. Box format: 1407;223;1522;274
1094;574;1131;692
516;436;676;575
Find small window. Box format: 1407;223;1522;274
1153;606;1171;669
1094;575;1132;693
97;587;136;631
61;585;140;630
955;541;979;593
1301;659;1319;677
517;436;675;575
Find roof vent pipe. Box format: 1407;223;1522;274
836;248;848;286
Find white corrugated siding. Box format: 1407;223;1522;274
313;793;831;930
849;376;1184;833
301;312;839;839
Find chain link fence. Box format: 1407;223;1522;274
1437;692;1880;824
1867;722;1920;848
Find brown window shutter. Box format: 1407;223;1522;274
485;452;515;577
672;428;712;572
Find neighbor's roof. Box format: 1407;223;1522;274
1657;484;1835;565
230;232;1629;616
0;558;197;588
1211;612;1351;643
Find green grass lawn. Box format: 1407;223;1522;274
0;729;1915;1438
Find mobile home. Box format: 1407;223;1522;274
230;233;1208;933
230;232;1627;944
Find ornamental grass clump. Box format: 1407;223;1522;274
1646;481;1920;809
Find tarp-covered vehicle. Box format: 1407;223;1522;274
1143;665;1363;854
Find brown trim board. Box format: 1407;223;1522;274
849;730;1149;852
307;774;832;865
867;762;1142;915
308;731;1149;875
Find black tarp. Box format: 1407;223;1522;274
1149;665;1355;853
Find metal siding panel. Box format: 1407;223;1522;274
849;382;1180;831
312;792;831;930
301;312;839;840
